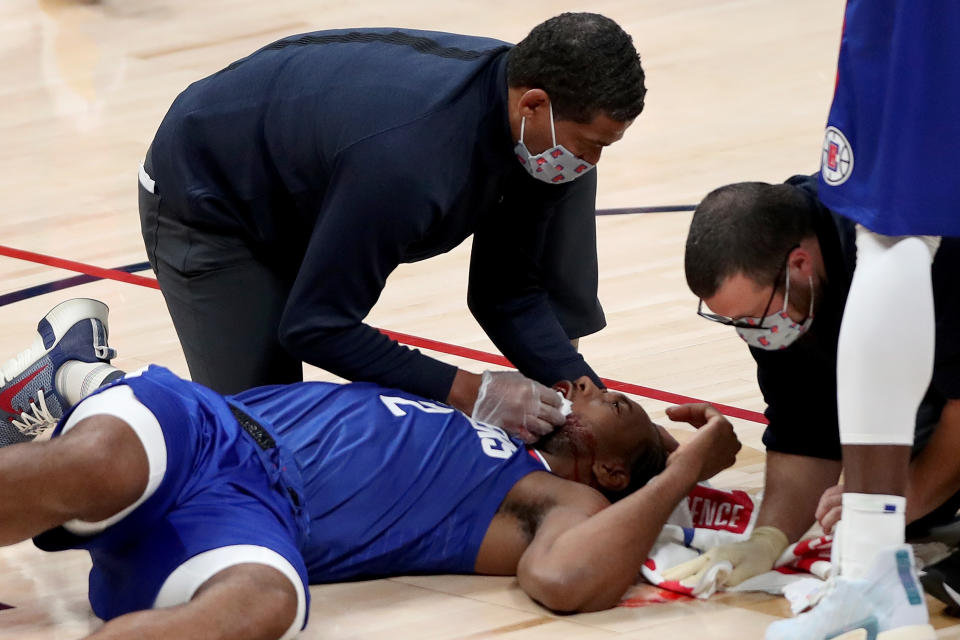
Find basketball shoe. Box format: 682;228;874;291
765;544;934;640
0;298;116;446
919;548;960;617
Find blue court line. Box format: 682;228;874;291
0;262;152;308
0;204;693;308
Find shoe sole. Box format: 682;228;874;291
828;625;936;640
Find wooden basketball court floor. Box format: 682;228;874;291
1;0;958;637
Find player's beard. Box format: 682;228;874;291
535;413;597;464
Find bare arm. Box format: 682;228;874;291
447;369;482;415
756;451;842;542
85;564;298;640
517;404;740;612
517;458;700;612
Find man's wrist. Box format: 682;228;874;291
447;369;481;415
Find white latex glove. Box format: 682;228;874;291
472;371;565;443
659;525;789;588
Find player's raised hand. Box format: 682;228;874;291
665;403;740;482
665;402;722;428
472;371;564;443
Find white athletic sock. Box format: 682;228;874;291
56;360;125;408
838;493;906;579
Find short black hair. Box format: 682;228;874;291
601;437;668;503
507;13;646;123
685;182;818;299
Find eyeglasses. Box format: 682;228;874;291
696;244;800;330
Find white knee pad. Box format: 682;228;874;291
155;546;306;640
837;227;937;445
854;225;940;264
59;385;167;535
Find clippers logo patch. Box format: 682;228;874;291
821;126;854;186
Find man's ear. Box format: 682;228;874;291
790;238;821;280
516;88;550;119
592;459;629;493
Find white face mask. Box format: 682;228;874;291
736;271;815;350
514;104;596;184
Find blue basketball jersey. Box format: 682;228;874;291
819;1;960;237
233;381;549;581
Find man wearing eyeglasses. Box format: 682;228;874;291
669;173;960;610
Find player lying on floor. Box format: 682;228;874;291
0;299;740;640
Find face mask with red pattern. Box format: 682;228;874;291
514;104;595;185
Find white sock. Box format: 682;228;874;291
56;360;125;408
838;492;906;579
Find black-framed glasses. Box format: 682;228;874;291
696;244;800;330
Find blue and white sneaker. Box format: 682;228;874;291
766;544;934;640
0;298;116;446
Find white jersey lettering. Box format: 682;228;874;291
379;395;455;417
471;420;518;460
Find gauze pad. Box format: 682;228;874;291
557;391;573;417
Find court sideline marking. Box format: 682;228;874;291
0;243;766;424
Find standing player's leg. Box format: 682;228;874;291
765;231;937;637
766;1;958;637
834;231;938;577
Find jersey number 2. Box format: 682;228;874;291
379;395;455;417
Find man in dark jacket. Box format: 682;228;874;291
138;13;647;440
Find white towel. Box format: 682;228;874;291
634;484;833;603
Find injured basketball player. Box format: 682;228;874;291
0;298;740;640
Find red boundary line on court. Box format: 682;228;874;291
0;245;161;289
0;245;768;424
383;329;767;423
